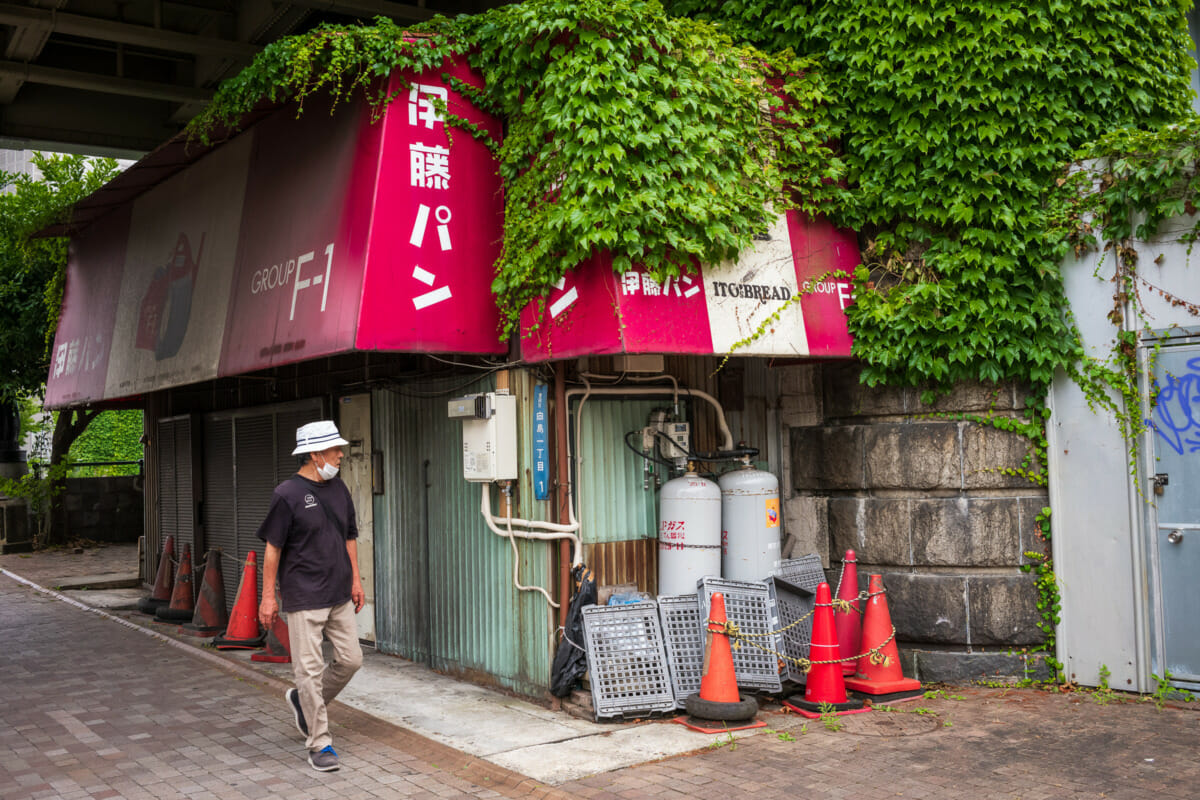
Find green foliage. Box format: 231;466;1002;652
461;2;845;333
0;153;119;403
187;1;846;337
0;461;69;545
67;410;144;477
1020;506;1063;682
665;0;1192;393
1051;122;1200;490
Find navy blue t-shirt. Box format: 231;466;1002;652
256;474;358;613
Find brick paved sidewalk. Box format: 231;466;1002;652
0;573;566;800
5;549;1200;800
0;542;139;586
557;685;1200;800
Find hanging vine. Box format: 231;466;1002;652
186;1;846;337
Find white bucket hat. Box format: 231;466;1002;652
292;420;350;455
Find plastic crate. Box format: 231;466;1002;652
768;574;817;684
657;593;705;707
778;553;827;594
581;602;677;720
697;577;783;693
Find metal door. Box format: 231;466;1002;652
1146;343;1200;685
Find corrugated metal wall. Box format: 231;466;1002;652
155;415;196;560
574;398;663;545
573;358;783;593
574;398;663;593
372;375;553;698
142;394;165;585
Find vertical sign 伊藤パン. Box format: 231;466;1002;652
406;82;456;312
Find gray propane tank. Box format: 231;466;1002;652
719;462;781;581
657;469;721;596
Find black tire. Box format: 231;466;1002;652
684;693;759;722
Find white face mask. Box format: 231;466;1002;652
315;455;339;481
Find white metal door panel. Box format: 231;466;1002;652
339;393;375;643
1146;344;1200;684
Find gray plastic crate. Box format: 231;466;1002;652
768;575;817;684
698;577;783;693
657;593;705;707
778;553;827;593
581;602;677;720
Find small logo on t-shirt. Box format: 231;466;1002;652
304;494;317;509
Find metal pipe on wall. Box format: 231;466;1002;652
555;362;571;632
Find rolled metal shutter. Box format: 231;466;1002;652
155;415;196;556
201;415;237;610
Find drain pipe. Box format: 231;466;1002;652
555;362;571;631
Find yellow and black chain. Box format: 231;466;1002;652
706;587;891;674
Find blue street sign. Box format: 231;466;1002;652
533;384;549;500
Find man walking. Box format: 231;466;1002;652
258;420;364;772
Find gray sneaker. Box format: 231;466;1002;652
308;745;339;772
285;688;308;737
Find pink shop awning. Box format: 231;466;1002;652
46;56;505;408
518;211;859;362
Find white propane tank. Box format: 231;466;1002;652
719;464;781;581
657;471;722;596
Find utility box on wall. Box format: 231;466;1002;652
455;392;518;482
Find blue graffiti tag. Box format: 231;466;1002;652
1147;356;1200;455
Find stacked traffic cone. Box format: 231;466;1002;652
833;550;863;676
212;551;265;650
136;535;175;615
179;549;228;637
154;544;195;623
844;574;923;702
251;614;292;663
783;582;868;718
677;592;766;733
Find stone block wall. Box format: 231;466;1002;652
0;498;32;554
64;476;144;543
780;361;1051;683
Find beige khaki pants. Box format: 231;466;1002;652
287;601;363;751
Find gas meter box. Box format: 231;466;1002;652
458;392;518;482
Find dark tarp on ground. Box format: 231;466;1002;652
550;565;596;697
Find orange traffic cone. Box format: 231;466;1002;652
136;535;175;615
180;549;228;637
834;550;862;676
212;551;265;650
783;582;868;718
844;574;923;701
251;614;292;663
155;544;195;623
677;592;766;733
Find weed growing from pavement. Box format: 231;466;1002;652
922;689;964;701
875;703;944;723
708;731;737;750
1146;671;1197;710
1091;665;1117;705
818;703;843;732
971;668;1199;709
